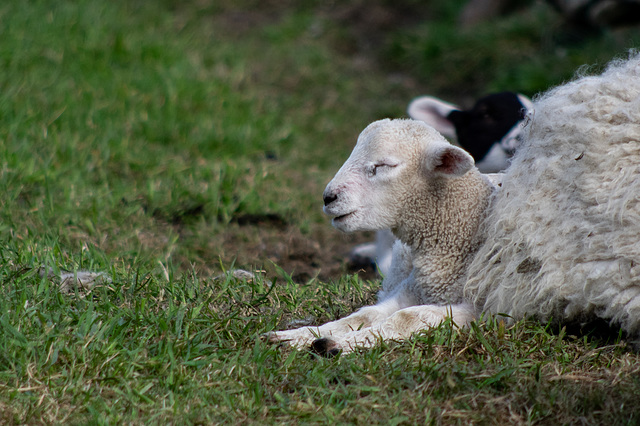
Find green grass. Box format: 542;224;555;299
1;0;640;424
384;0;640;97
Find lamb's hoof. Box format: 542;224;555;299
265;331;290;344
311;337;341;358
262;332;276;343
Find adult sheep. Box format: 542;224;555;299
465;54;640;335
270;54;640;355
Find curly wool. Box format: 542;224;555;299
465;53;640;333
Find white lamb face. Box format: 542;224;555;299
323;119;475;233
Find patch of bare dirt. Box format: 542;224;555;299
217;222;379;283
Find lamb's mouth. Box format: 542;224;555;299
332;211;355;222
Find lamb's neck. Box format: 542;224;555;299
393;171;494;303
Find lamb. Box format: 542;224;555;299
270;53;640;354
270;119;497;353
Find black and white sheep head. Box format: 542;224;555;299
323;119;475;233
407;92;532;173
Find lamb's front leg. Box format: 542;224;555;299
268;295;409;349
313;303;476;355
270;242;415;350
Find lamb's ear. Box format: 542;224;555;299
407;96;459;140
424;143;475;177
517;93;534;115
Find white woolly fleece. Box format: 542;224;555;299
465;53;640;334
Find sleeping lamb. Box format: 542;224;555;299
270;54;640;354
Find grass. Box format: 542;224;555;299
383;0;640;97
1;0;640;424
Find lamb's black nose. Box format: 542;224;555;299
323;192;337;206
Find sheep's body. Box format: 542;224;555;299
466;55;640;333
271;54;640;354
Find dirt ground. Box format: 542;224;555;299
216;215;380;284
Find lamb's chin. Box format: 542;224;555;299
333;215;383;234
331;215;351;230
331;212;361;232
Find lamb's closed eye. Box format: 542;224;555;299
369;162;398;177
